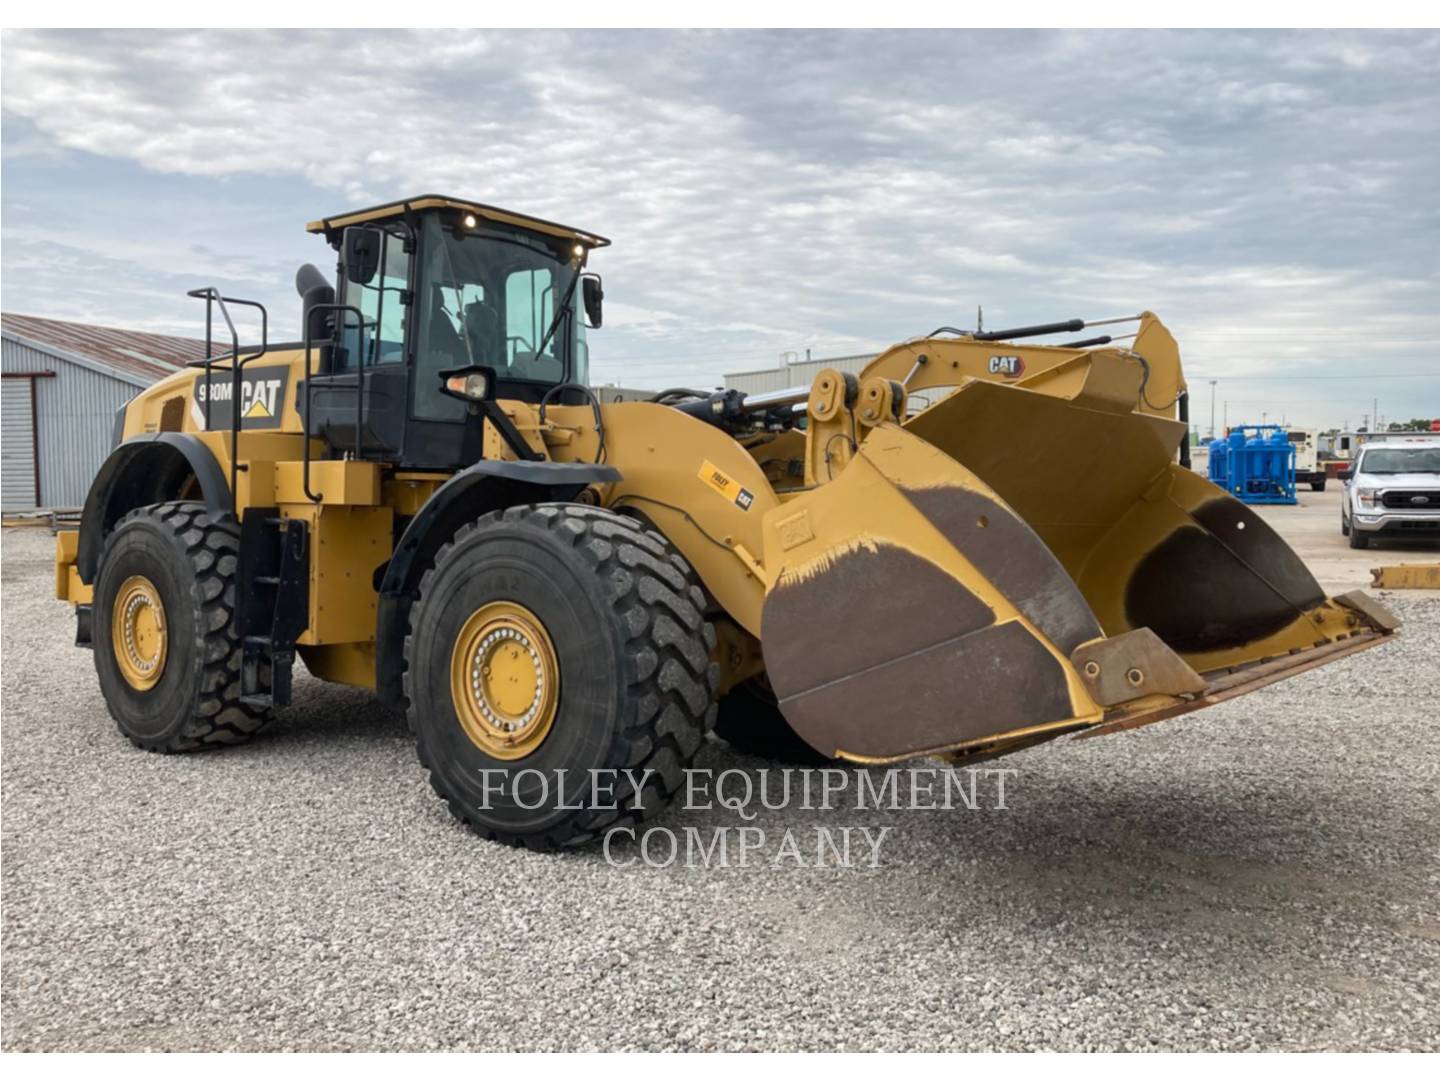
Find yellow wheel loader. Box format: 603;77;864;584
55;195;1399;849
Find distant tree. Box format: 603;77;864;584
1387;419;1434;432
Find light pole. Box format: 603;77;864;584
1209;380;1217;439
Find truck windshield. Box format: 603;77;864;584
1359;448;1440;474
414;215;583;419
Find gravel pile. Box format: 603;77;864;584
3;527;1436;1050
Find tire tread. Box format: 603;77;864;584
103;501;271;753
402;503;719;850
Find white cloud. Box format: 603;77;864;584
2;28;1438;425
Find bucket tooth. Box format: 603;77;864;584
1071;628;1206;707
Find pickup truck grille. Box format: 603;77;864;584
1381;489;1440;510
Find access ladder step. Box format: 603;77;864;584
236;507;310;711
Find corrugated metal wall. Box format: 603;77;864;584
724;353;948;412
2;337;139;510
2;378;37;509
724;354;875;395
592;385;655;403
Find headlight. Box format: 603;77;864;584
440;367;493;402
1356;488;1379;509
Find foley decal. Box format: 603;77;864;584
699;459;755;511
191;367;290;430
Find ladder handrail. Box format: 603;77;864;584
301;303;365;504
185;287;269;515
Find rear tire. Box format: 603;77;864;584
714;676;835;765
1341;514;1350;536
1312;480;1327;492
93;501;271;752
403;504;719;850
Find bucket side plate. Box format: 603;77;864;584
759;424;1106;761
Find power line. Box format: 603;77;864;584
592;342;882;368
1189;372;1440;381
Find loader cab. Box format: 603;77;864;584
304;196;608;471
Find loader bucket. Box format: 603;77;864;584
758;356;1397;763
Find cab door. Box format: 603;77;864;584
312;224;415;459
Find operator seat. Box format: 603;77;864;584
427;286;466;367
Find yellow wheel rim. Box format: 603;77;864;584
450;601;560;760
112;575;168;691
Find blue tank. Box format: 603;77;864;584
1210;424;1296;505
1207;437;1230;485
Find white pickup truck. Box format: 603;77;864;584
1340;437;1440;549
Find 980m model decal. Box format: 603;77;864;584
191;367;290;430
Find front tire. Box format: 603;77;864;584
403;504;719;850
1349;526;1371;549
93;501;271;752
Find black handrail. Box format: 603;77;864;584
300;303;364;503
185;287;269;514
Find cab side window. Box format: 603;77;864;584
505;267;563;383
413;243;485;422
339;229;410;370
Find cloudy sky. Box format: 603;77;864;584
3;28;1437;429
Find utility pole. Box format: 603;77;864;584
1209;380;1217;439
1374;397;1380;432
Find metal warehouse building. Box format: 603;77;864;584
725;351;949;412
725;353;877;396
2;314;211;512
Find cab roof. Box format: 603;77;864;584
305;194;611;249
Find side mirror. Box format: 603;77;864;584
438;364;497;405
342;227;380;286
1336;469;1352;481
581;273;604;329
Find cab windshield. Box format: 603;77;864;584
414;215;584;419
1358;447;1440;475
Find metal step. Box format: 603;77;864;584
237;508;310;711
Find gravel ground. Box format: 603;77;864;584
3;525;1437;1051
